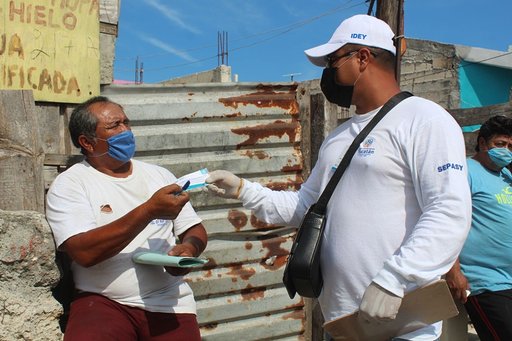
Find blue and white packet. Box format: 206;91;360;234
176;168;209;191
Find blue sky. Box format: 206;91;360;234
113;0;512;84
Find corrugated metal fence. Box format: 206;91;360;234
41;80;511;340
102;83;308;340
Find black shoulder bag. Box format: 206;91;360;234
283;91;413;299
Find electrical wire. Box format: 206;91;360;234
114;0;367;73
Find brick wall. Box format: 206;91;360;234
401;39;461;109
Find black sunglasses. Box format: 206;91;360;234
325;49;379;68
325;50;358;68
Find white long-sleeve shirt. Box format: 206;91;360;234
240;96;471;340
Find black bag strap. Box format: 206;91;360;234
314;91;413;214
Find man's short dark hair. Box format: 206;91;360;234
69;96;118;154
475;115;512;152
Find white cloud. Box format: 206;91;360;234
138;33;197;62
143;0;202;34
217;0;268;32
280;3;303;18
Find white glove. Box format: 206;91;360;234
205;170;244;199
358;282;402;322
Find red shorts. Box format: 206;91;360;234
64;293;201;341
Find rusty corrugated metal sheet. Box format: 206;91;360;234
102;83;305;340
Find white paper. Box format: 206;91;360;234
176;168;209;191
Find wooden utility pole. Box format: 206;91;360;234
376;0;405;84
0;90;44;212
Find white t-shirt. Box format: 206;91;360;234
46;159;202;314
241;96;471;340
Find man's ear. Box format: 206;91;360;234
358;48;372;70
477;136;488;152
78;135;94;154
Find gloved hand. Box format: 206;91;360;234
205;170;244;199
358;282;402;323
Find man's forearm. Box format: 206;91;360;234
179;224;207;257
63;203;153;267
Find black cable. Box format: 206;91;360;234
367;0;376;15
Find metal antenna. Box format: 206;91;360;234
135;56;139;84
218;31;229;66
217;32;221;66
282;73;302;82
140;62;144;84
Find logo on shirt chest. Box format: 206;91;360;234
331;136;377;171
495;187;512;205
357;137;376;157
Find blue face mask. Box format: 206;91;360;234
488;147;512;168
96;130;136;163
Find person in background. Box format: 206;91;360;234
46;96;207;341
205;14;471;341
445;115;512;341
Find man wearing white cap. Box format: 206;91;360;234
206;14;471;340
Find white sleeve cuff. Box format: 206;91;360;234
239;179;267;207
372;263;409;298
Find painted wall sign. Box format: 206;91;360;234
0;0;100;103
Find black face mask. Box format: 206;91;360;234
320;67;354;108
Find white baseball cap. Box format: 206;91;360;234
305;14;396;67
